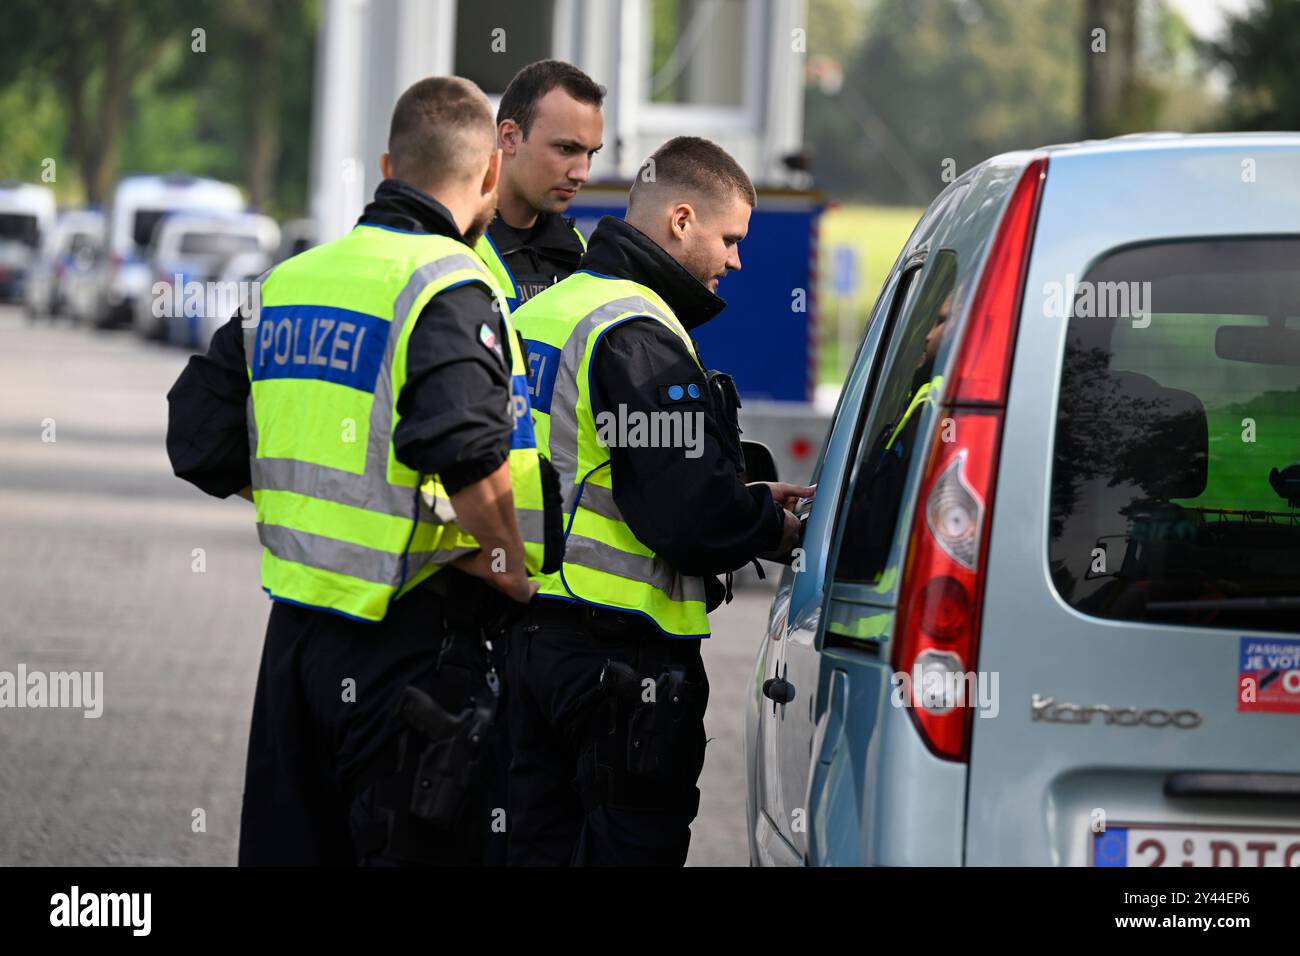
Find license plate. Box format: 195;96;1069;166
1093;824;1300;866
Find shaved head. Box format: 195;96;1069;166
387;76;497;192
626;137;756;293
627;136;757;219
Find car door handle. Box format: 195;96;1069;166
762;676;796;704
1164;771;1300;800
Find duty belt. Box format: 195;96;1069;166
524;599;655;638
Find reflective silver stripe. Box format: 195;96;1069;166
516;507;547;544
372;255;485;478
240;265;274;383
245;391;258;475
547;296;675;508
242;267;273;468
244;250;490;529
251;457;428;520
258;522;477;585
564;533;706;605
421;484;458;526
572;483;706;602
405;544;481;578
577;482;622;523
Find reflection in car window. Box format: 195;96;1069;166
835;250;959;589
1050;238;1300;632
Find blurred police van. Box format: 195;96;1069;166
0;181;56;303
85;174;243;328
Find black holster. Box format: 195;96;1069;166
398;683;497;827
706;369;746;477
626;665;690;777
576;658;706;810
537;452;565;574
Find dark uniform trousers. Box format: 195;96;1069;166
505;601;710;866
238;585;510;866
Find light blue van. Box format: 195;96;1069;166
746;133;1300;866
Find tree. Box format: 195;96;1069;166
1;0;316;215
1208;0;1300;130
1082;0;1139;138
212;0;314;210
167;0;316;214
806;0;1083;205
0;0;195;202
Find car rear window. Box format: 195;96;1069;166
1050;237;1300;632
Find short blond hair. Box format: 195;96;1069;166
388;76;496;189
628;136;757;214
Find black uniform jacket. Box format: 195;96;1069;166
483;209;585;306
578;216;783;603
166;178;514;500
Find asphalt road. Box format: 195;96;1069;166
0;306;773;866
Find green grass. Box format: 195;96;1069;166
1114;313;1300;513
817;205;923;385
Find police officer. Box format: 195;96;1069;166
506;137;813;866
471;57;604;863
165;76;558;865
475;59;605;310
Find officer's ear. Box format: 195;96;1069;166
498;119;522;155
380;152;394;180
481;147;503;198
669;202;696;242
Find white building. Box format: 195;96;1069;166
310;0;809;240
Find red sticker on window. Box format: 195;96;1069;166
1238;637;1300;714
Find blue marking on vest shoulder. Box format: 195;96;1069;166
668;384;684;401
525;339;561;415
511;373;537;449
252;304;387;392
687;383;701;399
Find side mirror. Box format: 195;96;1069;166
740;440;779;484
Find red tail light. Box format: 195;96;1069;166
891;156;1047;762
946;158;1048;406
